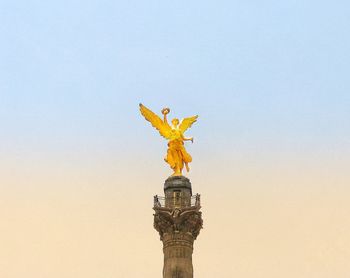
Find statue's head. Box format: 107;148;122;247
171;118;179;127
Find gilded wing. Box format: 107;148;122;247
179;115;198;134
139;103;171;139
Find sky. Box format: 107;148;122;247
0;0;349;277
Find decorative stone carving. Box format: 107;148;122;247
154;207;203;240
153;176;203;278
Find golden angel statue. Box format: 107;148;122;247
139;103;198;176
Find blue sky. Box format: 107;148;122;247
1;2;350;277
1;0;349;154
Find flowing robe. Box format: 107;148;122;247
164;129;192;172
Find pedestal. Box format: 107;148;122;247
153;176;203;278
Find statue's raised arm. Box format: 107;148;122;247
139;103;198;176
139;103;171;139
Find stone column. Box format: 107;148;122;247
154;176;203;278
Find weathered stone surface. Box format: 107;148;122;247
164;176;192;194
153;207;202;240
154;176;203;278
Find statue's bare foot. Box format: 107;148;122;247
185;163;190;172
171;168;182;176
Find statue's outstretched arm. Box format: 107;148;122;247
182;135;194;143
